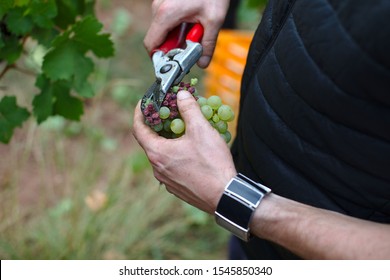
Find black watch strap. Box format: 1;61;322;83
215;173;271;241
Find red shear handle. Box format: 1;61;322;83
186;23;203;42
151;23;204;56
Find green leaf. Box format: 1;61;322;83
51;29;71;48
30;26;59;47
0;33;4;48
0;96;30;144
53;0;86;29
72;55;94;97
15;0;31;6
42;40;89;81
33;75;54;123
5;8;34;35
0;35;23;64
0;0;14;17
72;16;114;58
84;0;96;16
30;0;57;28
33;76;84;122
53;89;84;121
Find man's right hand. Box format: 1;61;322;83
144;0;231;68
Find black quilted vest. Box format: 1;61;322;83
231;0;390;259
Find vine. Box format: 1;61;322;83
0;0;114;143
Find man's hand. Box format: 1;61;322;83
144;0;230;68
132;90;237;214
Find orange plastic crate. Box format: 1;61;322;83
204;30;254;138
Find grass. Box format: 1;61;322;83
0;141;229;259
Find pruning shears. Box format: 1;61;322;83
141;23;204;113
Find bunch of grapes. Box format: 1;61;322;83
142;78;235;143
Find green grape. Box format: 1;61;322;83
207;95;222;110
221;131;232;143
224;131;232;143
209;120;216;128
197;96;207;107
172;86;180;93
163;120;171;132
217;104;234;121
212;114;220;123
170;118;185;134
227;110;235;122
153;122;163;132
201;105;213;120
159;106;170;119
215;120;228;133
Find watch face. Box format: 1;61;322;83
227;179;264;206
217;193;253;228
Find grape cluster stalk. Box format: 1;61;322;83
142;78;235;143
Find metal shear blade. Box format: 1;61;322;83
141;80;163;112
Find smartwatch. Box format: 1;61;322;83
215;173;271;241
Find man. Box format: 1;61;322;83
133;0;390;259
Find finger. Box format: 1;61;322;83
176;91;208;129
143;3;181;53
197;2;229;69
197;24;219;68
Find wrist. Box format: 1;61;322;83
248;193;277;239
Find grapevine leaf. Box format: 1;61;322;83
84;0;96;16
53;89;84;121
51;29;71;48
5;8;34;35
72;16;114;58
42;40;90;81
15;0;31;6
0;0;13;18
0;34;4;48
30;26;59;47
33;75;54;123
54;0;86;29
0;96;30;144
30;0;57;28
72;55;94;97
0;35;23;64
33;76;84;122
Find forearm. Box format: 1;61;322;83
250;194;390;259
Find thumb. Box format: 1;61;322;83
176;90;206;128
